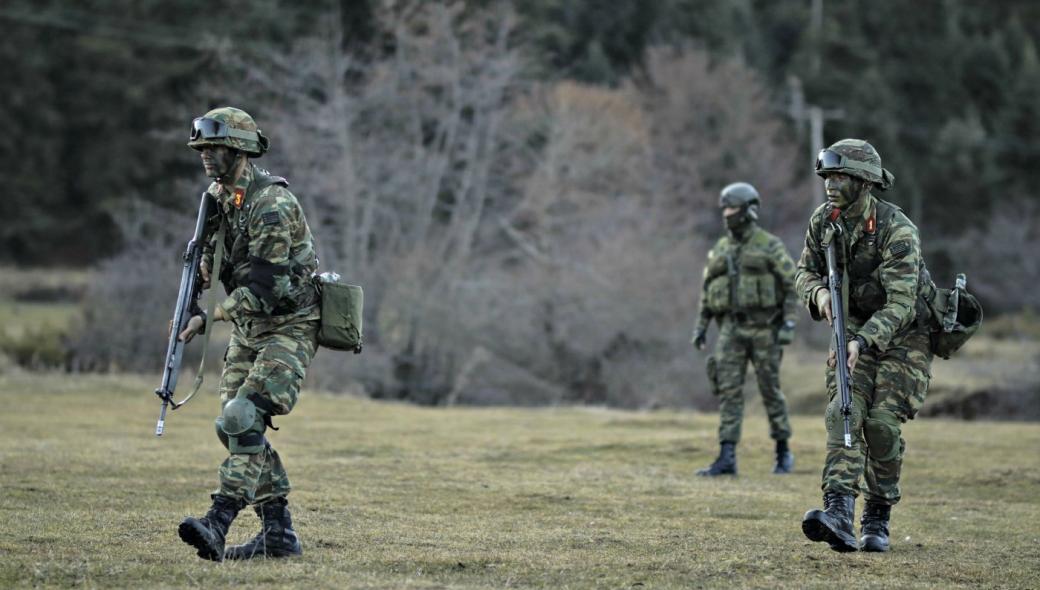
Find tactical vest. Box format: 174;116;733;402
217;171;318;318
703;228;782;315
218;170;290;294
839;199;905;321
832;199;982;355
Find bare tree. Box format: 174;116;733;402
641;47;813;245
75;10;821;410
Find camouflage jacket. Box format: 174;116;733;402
795;193;926;352
203;163;320;336
695;223;798;331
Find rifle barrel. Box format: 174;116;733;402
825;231;853;448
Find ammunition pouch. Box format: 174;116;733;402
314;278;364;353
735;253;779;309
705;275;731;315
705;266;779;314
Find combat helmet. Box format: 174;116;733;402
815;138;894;191
719;182;761;221
187;106;270;158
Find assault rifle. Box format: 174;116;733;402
153;192;221;436
824;209;853;448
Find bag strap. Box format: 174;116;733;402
173;218;226;409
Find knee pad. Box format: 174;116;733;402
825;397;863;446
214;417;230;450
863;409;902;462
219;397;266;455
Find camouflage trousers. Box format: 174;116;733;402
214;319;318;505
822;328;932;505
708;319;792;444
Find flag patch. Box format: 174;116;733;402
888;241;910;258
261;211;280;226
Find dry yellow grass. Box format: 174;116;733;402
1;373;1038;589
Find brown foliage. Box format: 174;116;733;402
76;3;815;409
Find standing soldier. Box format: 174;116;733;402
175;107;320;560
692;182;798;477
796;139;932;553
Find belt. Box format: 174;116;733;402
725;309;778;325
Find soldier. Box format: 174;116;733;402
692;182;798;477
175;107;320;561
796;139;932;553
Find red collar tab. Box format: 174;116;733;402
233;188;245;209
866;215;877;234
828;208;841;222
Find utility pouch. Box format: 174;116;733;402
921;273;982;359
315;277;364;353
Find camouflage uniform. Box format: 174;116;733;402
797;193;932;506
695;226;798;444
693;182;798;476
205;161;320;504
178;107;317;561
797;138;934;553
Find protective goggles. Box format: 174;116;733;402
815;149;883;178
189;117;259;142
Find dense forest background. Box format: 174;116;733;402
3;0;1038;407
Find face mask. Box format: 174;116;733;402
725;209;749;230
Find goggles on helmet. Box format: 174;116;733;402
815;149;883;178
190;117;259;142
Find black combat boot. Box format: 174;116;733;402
224;497;302;560
802;491;859;552
178;494;245;561
772;439;794;474
696;442;737;476
860;502;891;552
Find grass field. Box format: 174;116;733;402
1;373;1038;589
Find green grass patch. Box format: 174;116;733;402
0;267;91;302
0;301;80;338
1;373;1037;588
0;301;80;368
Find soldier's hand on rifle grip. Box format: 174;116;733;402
200;260;212;289
827;348;837;368
815;289;833;326
178;315;205;343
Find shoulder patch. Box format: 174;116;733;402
888;240;910;258
261;211;280;226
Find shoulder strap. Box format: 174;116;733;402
874;198;901;229
251;169;290;193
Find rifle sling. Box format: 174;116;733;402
173;218;226;410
